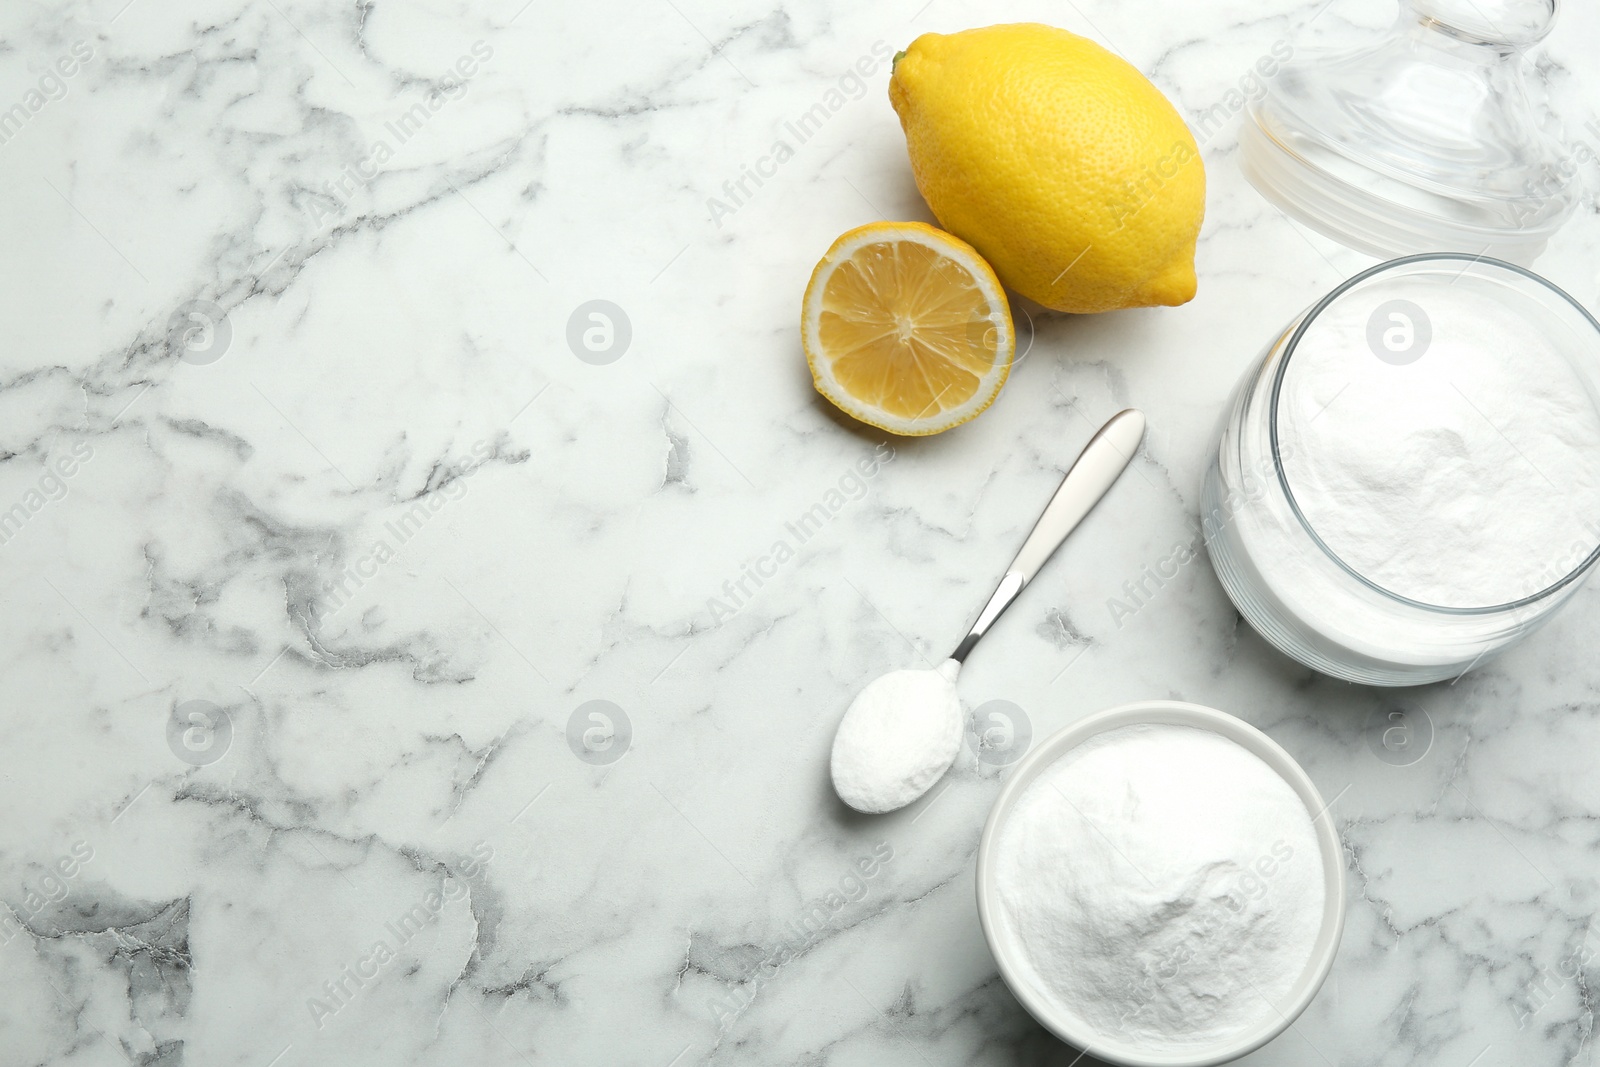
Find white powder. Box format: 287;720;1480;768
993;724;1324;1050
1279;275;1600;608
831;660;961;813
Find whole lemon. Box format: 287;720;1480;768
889;24;1204;314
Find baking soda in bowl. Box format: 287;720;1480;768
991;723;1325;1052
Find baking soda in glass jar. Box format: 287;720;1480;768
1206;255;1600;684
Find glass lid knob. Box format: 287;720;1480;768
1408;0;1556;46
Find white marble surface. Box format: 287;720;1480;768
3;0;1600;1064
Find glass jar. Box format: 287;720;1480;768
1205;254;1600;685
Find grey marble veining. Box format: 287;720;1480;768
2;0;1600;1064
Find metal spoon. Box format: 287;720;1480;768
830;409;1147;814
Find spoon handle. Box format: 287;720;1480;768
950;409;1146;662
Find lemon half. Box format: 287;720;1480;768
802;221;1014;436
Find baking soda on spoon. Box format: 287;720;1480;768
830;410;1146;814
831;661;963;813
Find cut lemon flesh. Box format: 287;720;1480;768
803;221;1014;436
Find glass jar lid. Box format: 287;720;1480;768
1241;0;1577;264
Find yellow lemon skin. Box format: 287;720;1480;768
889;23;1204;315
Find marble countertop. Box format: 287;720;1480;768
4;0;1600;1064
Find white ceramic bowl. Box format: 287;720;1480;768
975;701;1346;1067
